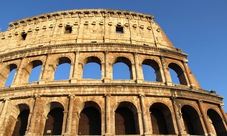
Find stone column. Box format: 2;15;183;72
160;56;169;85
0;98;9;130
25;96;37;135
39;54;49;84
64;95;74;136
134;53;143;83
171;97;185;135
182;59;193;87
11;58;23;86
105;94;112;135
197;100;211;135
139;95;150;135
104;52;111;83
219;103;227;125
70;52;78;83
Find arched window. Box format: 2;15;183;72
168;63;187;85
12;104;29;136
4;64;17;86
181;105;204;135
115;102;139;135
142;59;162;82
43;102;64;135
83;57;101;79
113;57;132;80
27;60;42;82
54;57;71;80
78;101;101;135
150;103;175;134
207;109;226;135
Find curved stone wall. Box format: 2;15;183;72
0;9;226;136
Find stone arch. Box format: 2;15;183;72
207;108;226;136
142;59;162;82
12;104;30;136
181;105;204;135
78;101;101;135
114;101;140;135
21;60;42;83
53;57;71;80
0;63;17;86
113;57;132;80
168;63;187;85
82;56;102;79
150;102;175;134
43;102;64;135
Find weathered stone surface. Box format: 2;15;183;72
0;9;226;136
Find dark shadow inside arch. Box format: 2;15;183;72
44;102;64;135
78;101;101;135
142;59;162;82
4;64;17;86
12;104;29;136
150;103;175;134
168;63;187;85
83;57;101;79
113;57;132;80
181;105;204;135
54;57;71;80
115;102;140;135
28;60;42;82
207;109;227;136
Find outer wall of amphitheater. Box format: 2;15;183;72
0;9;226;136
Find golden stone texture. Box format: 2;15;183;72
0;9;226;136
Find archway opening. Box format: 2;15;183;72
4;64;17;86
168;63;187;85
115;102;139;135
78;101;101;135
207;109;226;136
150;103;175;134
28;60;42;82
113;57;132;80
142;59;162;82
181;105;204;135
54;57;71;80
12;104;29;136
83;57;101;79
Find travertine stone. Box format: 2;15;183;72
0;9;226;136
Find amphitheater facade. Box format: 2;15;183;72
0;9;226;136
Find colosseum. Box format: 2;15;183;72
0;9;226;136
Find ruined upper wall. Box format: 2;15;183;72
0;9;174;54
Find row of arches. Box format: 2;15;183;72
2;55;187;86
10;101;226;135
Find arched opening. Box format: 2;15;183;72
142;59;162;82
78;101;101;135
54;57;71;80
27;60;42;82
3;64;17;86
150;103;175;134
113;57;132;80
82;56;101;79
181;105;204;135
115;102;139;135
43;102;64;135
207;109;227;136
12;104;29;136
168;63;187;85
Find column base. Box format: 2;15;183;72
105;133;113;136
63;133;72;136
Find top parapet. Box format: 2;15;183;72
0;9;175;53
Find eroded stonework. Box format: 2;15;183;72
0;9;226;136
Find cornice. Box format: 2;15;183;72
8;9;154;30
0;43;187;62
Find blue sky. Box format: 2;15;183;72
0;0;227;110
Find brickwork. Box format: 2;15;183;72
0;9;226;136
